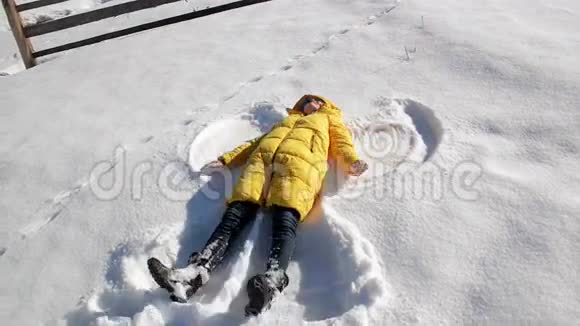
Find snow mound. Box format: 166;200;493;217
66;209;265;325
347;98;443;173
290;203;390;323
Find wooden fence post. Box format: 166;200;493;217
1;0;36;68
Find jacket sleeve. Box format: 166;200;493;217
328;114;359;167
218;135;264;168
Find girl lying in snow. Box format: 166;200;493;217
148;94;368;315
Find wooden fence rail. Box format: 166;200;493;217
16;0;68;12
24;0;184;37
2;0;272;69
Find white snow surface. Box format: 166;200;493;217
1;0;580;325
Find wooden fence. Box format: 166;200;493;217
1;0;272;69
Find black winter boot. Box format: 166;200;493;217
147;257;206;303
245;269;289;316
148;201;259;302
245;206;299;315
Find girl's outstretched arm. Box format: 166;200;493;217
328;114;368;176
218;134;265;168
328;114;359;168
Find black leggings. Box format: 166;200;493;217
201;201;300;272
267;205;300;271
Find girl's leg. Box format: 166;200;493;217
148;200;259;301
189;200;260;272
266;205;300;275
245;205;300;315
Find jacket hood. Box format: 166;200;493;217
286;94;342;116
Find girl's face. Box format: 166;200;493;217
303;98;323;115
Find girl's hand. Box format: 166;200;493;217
349;160;368;176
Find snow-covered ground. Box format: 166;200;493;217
1;0;579;325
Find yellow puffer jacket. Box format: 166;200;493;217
219;95;359;221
